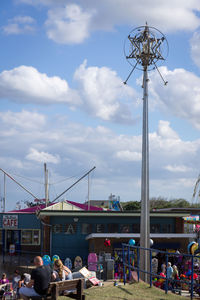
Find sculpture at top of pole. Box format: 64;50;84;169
123;23;168;282
124;23;169;84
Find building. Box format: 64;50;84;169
0;202;198;263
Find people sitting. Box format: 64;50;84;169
19;256;52;300
52;259;72;281
0;273;9;284
12;269;21;294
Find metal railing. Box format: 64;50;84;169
122;243;200;299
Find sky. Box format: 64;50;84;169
1;0;200;210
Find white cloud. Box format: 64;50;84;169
0;65;81;105
149;66;200;129
165;164;192;173
157;120;179;140
82;0;200;32
26;148;60;164
115;150;141;161
0;110;46;130
45;4;93;44
190;31;200;68
3;15;36;35
74;60;136;123
19;0;200;42
1;110;200;204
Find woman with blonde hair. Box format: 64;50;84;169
53;259;72;281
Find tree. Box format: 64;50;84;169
122;201;141;211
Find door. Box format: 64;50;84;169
6;230;20;253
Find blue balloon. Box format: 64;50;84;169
129;239;135;246
42;255;51;266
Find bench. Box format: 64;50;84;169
28;278;85;300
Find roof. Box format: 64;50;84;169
7;203;55;214
7;200;105;214
66;200;105;211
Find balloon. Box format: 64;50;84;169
42;255;51;266
52;254;60;264
191;243;199;255
188;241;196;254
128;239;135;246
104;239;111;247
150;239;154;247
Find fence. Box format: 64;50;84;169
122;243;200;300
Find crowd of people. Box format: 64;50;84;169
0;256;73;299
152;252;200;292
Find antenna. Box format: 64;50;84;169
124;24;168;282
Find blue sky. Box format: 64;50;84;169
1;0;200;210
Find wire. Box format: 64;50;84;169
50;172;84;185
10;172;43;185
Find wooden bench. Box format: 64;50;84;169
29;278;85;300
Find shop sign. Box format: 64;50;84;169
3;215;18;229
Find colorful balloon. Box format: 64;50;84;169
188;241;196;254
42;255;51;266
128;239;135;246
52;254;60;264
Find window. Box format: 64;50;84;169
108;223;118;233
81;223;92;234
21;230;40;245
53;224;62;234
162;224;173;233
150;224;161;233
132;223;140;233
120;224;130;233
64;224;77;235
96;224;105;233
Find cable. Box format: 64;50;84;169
50;172;85;185
9;172;43;185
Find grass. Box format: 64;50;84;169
58;281;190;300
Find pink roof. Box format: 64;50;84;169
67;200;105;211
7;200;106;214
8;203;54;214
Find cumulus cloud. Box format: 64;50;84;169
19;0;200;43
45;4;93;44
74;60;136;123
149;66;200;129
157;120;179;140
115;150;141;161
26;148;60;164
3;15;36;35
190;31;200;68
1;110;199;205
0;110;46;130
165;164;192;173
0;65;81;105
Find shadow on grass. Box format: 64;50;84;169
117;285;133;295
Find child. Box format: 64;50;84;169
12;269;21;293
0;273;9;284
18;274;26;288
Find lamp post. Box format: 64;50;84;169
124;24;168;282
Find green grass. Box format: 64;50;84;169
58;281;189;300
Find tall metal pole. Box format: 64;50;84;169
140;67;150;282
44;163;49;207
3;173;6;212
88;174;90;210
124;24;168;282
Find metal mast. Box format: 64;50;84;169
124;24;168;282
